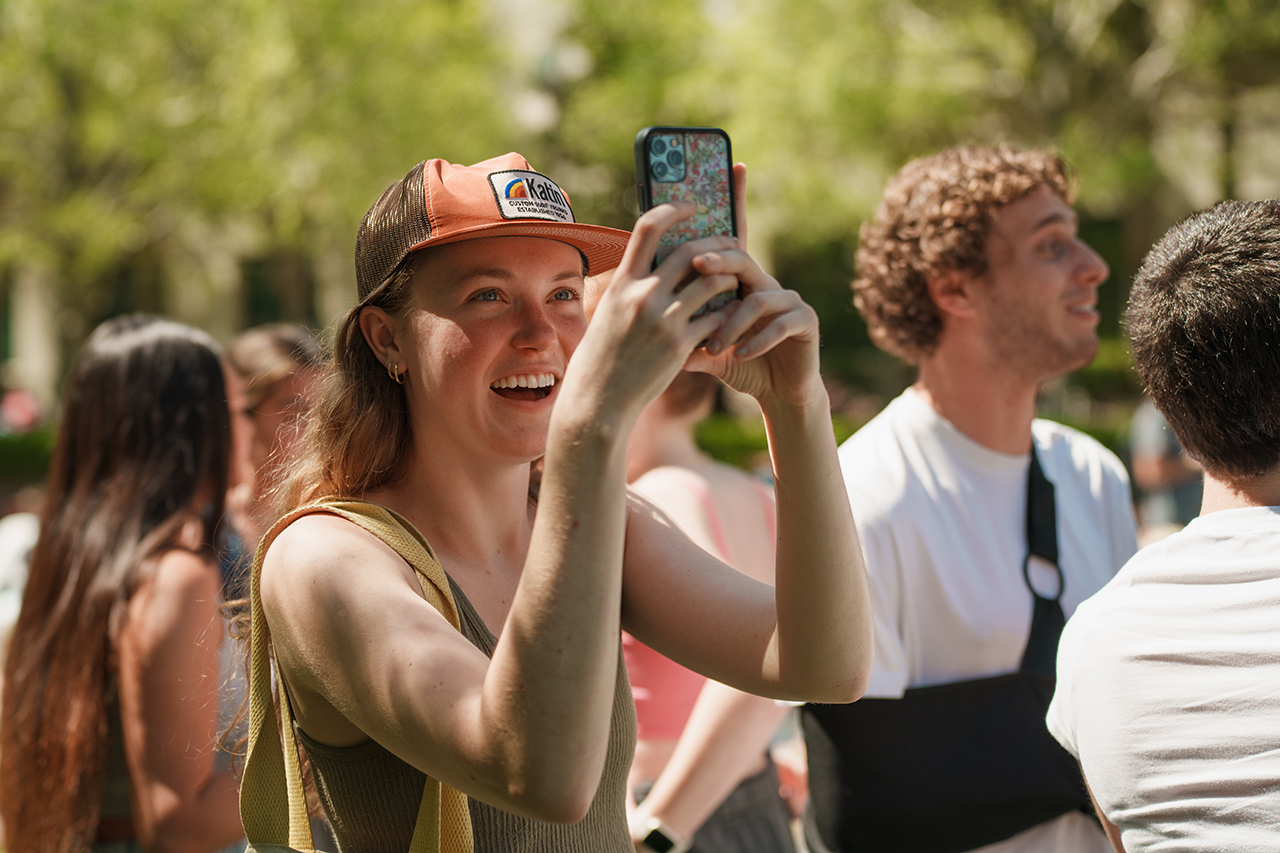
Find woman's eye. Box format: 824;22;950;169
551;288;579;302
474;290;500;302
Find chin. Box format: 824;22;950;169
500;434;549;464
1026;335;1099;384
1070;334;1101;369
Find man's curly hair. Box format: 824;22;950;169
853;145;1076;364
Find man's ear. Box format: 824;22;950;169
358;306;405;371
926;268;980;320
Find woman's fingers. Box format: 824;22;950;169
728;302;815;360
689;245;777;298
705;289;816;357
664;271;740;324
619;203;698;279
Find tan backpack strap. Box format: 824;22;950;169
241;503;329;852
239;498;474;853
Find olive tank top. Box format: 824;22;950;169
296;509;637;853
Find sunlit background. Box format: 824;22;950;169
2;0;1279;490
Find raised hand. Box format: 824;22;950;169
683;253;824;411
565;203;741;425
683;164;825;411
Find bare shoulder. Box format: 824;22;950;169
123;548;223;659
149;548;221;599
258;511;446;678
631;465;710;519
261;511;419;608
131;549;220;621
257;511;486;748
705;459;773;499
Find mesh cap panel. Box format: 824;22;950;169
355;161;431;302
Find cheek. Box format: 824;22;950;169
555;312;587;354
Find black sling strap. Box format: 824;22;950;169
1020;449;1066;679
801;444;1091;853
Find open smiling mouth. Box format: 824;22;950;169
490;373;556;402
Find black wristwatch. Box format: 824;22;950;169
636;816;691;853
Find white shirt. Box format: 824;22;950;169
838;388;1137;853
1048;506;1280;852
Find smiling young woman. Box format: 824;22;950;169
243;153;873;853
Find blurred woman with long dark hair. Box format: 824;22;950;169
0;315;246;853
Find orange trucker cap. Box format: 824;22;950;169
354;153;632;301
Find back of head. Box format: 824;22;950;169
1;314;230;853
1127;199;1280;480
50;315;231;544
854;145;1074;363
228;323;323;412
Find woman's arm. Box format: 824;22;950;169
627;467;791;840
117;550;243;853
635;683;789;841
621;251;874;703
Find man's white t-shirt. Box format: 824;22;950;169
1048;506;1280;851
837;388;1137;853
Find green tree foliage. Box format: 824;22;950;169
3;0;1279;395
0;0;511;351
697;0;1279;388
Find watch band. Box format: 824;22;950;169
636;815;691;853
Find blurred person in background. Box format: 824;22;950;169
1128;396;1202;544
223;324;323;599
227;324;323;541
622;369;795;853
0;315;246;853
804;145;1138;853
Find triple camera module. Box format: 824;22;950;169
648;134;686;182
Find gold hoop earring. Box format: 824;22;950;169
388;361;404;384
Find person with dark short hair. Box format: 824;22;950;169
1047;198;1280;851
803;145;1138;853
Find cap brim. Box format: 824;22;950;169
408;221;631;276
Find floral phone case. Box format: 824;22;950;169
635;126;739;314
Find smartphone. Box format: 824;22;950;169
635;126;739;315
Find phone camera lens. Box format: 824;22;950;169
651;138;667;156
667;150;684;168
652;161;668;179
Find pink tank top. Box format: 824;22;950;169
623;472;776;741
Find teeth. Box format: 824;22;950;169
491;373;556;390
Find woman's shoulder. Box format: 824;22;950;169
262;509;420;610
124;548;222;650
632;463;710;492
146;548;220;601
702;459;772;497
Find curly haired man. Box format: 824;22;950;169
803;146;1138;853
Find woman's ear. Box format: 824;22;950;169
358;306;404;370
926;268;980;320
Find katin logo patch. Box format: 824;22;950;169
489;170;575;223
